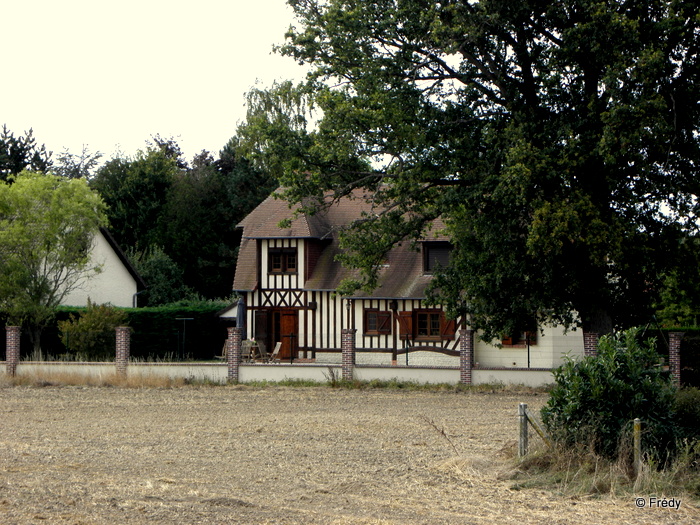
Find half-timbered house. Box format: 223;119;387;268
227;192;584;367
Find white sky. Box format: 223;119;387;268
2;0;307;164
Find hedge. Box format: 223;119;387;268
2;302;235;361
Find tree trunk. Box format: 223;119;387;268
28;326;43;361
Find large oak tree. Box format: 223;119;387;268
237;0;700;339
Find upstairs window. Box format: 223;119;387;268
269;248;297;274
424;242;453;273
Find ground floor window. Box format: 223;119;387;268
364;309;391;335
398;309;456;342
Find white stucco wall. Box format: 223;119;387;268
61;231;139;308
473;325;584;368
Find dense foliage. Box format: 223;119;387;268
235;0;700;339
90;139;276;302
0;125;52;181
541;328;679;461
58;300;128;361
0;172;108;353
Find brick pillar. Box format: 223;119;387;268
669;332;683;386
459;329;474;385
341;328;356;381
5;326;20;377
583;332;599;358
115;327;130;378
227;327;242;383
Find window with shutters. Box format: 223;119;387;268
500;317;538;346
398;309;456;342
501;331;538;347
364;309;391;335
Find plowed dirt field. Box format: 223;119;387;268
0;386;696;524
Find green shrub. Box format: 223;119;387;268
541;327;678;462
58;300;128;361
675;387;700;442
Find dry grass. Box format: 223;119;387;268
1;370;191;388
511;438;700;503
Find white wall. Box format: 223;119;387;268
473;325;584;368
61;231;138;308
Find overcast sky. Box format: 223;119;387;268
2;0;306;164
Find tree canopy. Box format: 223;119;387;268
0;171;108;352
236;0;700;338
0;125;52;180
89;139;277;303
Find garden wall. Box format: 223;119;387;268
4;360;558;386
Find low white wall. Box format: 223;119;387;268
354;366;458;384
239;364;339;383
472;368;555;387
128;363;228;383
6;362;557;387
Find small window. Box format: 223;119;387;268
501;331;537;346
424;242;453;273
268;248;297;274
364;309;391;335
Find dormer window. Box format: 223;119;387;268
423;241;453;273
269;248;297;274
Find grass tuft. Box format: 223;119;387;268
509;438;700;500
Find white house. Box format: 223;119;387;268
61;228;146;308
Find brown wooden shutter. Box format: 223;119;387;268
440;313;456;340
398;311;413;340
377;311;391;334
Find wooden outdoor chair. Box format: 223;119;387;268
269;342;282;363
256;341;270;362
241;340;254;362
215;341;226;360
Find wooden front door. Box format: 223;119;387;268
275;309;299;360
256;309;299;361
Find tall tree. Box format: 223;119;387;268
90;148;178;251
90;140;276;301
0;125;52;180
0;171;108;353
53;145;103;179
236;0;700;339
160;144;277;298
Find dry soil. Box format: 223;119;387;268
0;386;697;524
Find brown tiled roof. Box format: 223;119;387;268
232;191;448;298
